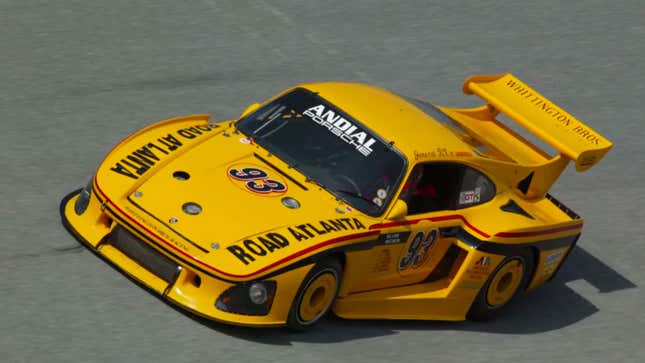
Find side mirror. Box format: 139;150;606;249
240;102;261;118
386;199;408;220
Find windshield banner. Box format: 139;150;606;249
303;104;376;157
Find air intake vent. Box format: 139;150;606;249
107;226;180;284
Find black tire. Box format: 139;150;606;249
467;250;535;321
287;258;343;331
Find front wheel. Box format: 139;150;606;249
467;251;534;321
287;258;342;330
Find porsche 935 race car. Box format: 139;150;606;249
61;73;612;329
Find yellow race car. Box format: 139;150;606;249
61;74;612;330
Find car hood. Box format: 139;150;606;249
95;116;379;279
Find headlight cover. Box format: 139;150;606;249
248;282;268;304
215;281;276;316
74;178;93;215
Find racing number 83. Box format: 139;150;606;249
228;167;287;194
399;229;438;270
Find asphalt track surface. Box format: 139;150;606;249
2;1;644;362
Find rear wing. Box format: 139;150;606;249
462;73;612;172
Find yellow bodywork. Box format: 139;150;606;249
61;74;611;326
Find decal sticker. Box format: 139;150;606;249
505;78;600;145
239;137;252;144
286;218;366;241
545;251;564;265
372;197;383;207
475;256;491;266
413;150;434;160
465;256;492;280
459;187;481;205
124;206;190;252
109;123;217;180
227;164;288;196
303;104;377;157
414;148;473;160
227;218;366;265
377;232;411;245
373;249;392;273
376;188;387;199
542;250;565;277
227;232;290;265
399;229;438;270
579;154;597;167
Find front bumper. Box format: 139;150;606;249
60;188;308;327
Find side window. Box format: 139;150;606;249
456;166;495;209
401;163;495;215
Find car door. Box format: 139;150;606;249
341;164;445;292
395;162;496;282
346;162;496;293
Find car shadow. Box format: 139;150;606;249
185;246;636;345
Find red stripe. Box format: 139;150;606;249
368;220;417;230
244;230;378;277
94;177;377;279
94;176;581;279
369;215;490;238
494;223;583;238
429;215;491;238
368;215;582;240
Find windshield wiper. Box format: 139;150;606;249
252;105;286;139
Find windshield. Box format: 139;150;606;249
236;88;407;216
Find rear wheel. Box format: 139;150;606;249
467;251;534;320
287;258;342;331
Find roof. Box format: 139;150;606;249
300;82;471;160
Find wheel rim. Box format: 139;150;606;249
486;258;524;307
298;271;337;323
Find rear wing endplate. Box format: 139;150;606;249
462;73;612;171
